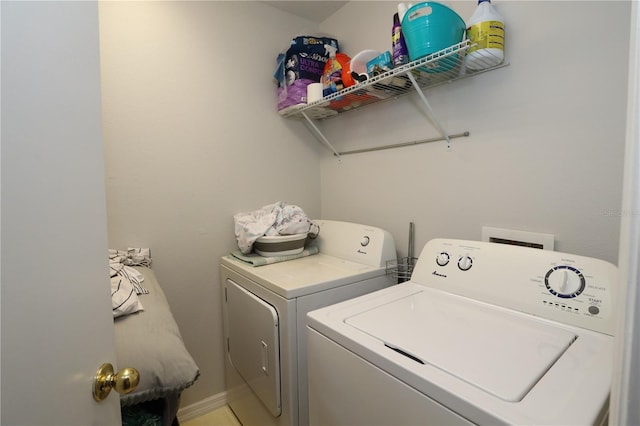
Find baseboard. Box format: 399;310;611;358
176;391;228;423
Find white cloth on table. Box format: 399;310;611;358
234;201;319;254
111;275;144;318
109;248;152;317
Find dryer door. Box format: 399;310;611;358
226;279;281;416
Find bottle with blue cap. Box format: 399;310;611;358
465;0;505;71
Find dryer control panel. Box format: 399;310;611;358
309;220;396;267
410;239;618;336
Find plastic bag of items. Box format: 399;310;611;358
234;201;320;254
275;35;339;114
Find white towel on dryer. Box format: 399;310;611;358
234;201;319;254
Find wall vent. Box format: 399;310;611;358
481;226;555;250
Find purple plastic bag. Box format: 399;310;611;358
276;36;339;112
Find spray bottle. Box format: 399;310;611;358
465;0;505;71
322;44;353;96
392;12;409;67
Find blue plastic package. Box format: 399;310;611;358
366;51;393;77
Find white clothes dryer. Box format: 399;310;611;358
221;220;397;426
307;238;618;426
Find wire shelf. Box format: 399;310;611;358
279;40;507;121
386;257;419;283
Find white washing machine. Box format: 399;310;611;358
220;220;397;426
307;238;618;425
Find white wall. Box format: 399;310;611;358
99;0;631;408
317;1;629;265
99;1;322;405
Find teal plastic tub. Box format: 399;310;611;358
401;2;466;70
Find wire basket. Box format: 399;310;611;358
386;257;419;283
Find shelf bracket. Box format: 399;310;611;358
406;71;452;149
300;111;341;159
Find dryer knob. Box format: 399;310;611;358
458;255;473;271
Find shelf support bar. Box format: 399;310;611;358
406;71;452;149
300;111;341;159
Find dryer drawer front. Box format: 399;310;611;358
226;279;282;417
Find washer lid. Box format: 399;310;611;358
344;289;578;402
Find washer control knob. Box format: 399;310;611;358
436;252;450;266
360;236;370;247
458;255;473;271
545;265;586;298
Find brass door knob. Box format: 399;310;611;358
93;363;140;401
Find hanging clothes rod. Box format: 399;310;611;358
337;131;470;156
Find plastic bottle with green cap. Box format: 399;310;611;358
465;0;505;71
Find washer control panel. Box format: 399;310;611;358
410;239;618;335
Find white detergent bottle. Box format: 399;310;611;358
465;0;505;71
397;2;412;23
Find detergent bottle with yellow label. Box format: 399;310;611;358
392;12;409;67
465;0;505;71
